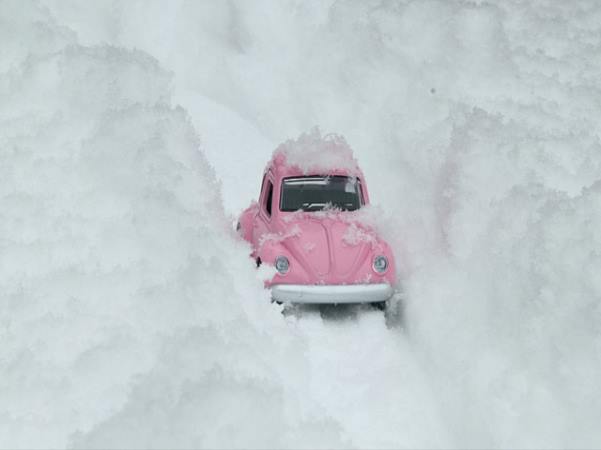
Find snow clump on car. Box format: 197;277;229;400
272;127;362;176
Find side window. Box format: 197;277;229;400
358;182;365;205
265;180;273;217
259;174;266;199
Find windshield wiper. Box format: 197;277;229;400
302;202;327;211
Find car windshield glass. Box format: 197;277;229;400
280;176;362;212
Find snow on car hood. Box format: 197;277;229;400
261;209;386;282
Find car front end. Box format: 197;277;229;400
260;216;397;305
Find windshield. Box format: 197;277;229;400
280;176;363;212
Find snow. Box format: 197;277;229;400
341;222;378;248
2;0;601;448
0;4;340;448
272;128;362;176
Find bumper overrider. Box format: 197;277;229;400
271;283;394;304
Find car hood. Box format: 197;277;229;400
273;216;384;281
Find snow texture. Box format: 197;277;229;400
272;128;362;176
341;222;378;248
2;0;601;448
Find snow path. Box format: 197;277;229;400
179;94;450;447
173;89;275;216
287;306;450;448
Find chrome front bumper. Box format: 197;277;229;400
271;283;394;304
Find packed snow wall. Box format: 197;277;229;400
3;0;601;448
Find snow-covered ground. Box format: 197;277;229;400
2;1;601;448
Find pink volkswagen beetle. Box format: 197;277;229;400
237;131;396;307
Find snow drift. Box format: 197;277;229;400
3;0;601;448
0;3;343;448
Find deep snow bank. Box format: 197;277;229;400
406;111;601;447
0;3;344;448
40;0;601;447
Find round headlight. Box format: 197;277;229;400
373;255;388;273
275;256;290;274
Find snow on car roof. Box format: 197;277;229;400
270;128;362;177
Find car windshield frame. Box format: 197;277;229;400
279;175;364;212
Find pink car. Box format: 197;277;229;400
237;132;396;306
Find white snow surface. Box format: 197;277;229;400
2;0;601;448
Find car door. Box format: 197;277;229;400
253;171;275;253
